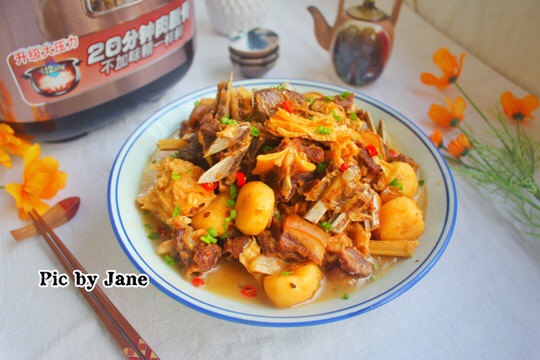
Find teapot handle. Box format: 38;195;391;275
391;0;403;26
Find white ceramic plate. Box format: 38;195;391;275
108;79;457;327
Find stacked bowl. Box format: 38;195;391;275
228;27;280;78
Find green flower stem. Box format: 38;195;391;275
454;81;513;155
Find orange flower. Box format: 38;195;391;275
421;48;465;89
0;123;31;168
500;91;539;121
429;129;444;148
448;134;472;158
4;143;67;220
428;96;466;127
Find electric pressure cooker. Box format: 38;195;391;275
0;0;195;141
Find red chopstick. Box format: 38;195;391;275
29;210;159;360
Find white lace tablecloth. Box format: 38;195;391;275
2;1;539;359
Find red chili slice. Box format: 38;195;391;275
340;163;349;172
201;181;218;191
389;149;398;157
282;99;293;113
236;172;246;188
192;277;205;287
240;285;257;297
365;144;378;157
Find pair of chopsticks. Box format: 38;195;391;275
29;210;159;360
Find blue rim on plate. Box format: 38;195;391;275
108;78;457;327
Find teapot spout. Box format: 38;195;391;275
307;6;333;51
390;0;403;26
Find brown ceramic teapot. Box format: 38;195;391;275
308;0;402;86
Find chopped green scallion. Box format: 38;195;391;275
230;210;237;219
220;117;238;126
419;180;425;186
164;255;176;265
194;100;201;106
170;152;179;159
281;271;291;276
307;98;314;106
343;293;350;300
208;228;218;238
316;161;328;173
324;95;334;102
148;232;159;240
250;126;260;137
330;111;342;121
219;232;229;240
277;83;286;90
320;222;332;232
339;91;351;100
144;223;152;229
172;206;181;217
200;234;217;244
230;184;238;200
171;172;180;180
226;199;236;207
308;115;313;121
389;178;404;191
350;112;358;121
316;126;331;135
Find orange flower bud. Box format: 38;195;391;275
429;129;444;148
448;134;472;158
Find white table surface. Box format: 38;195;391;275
2;1;539;359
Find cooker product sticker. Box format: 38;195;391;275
6;0;193;105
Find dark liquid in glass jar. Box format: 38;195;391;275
332;25;388;86
7;39;194;142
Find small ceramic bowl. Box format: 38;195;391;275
229;47;279;66
228;27;280;59
230;57;278;78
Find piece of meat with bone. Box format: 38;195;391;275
175;131;206;169
278;214;329;265
253;88;307;122
199;113;221;162
303;164;381;233
257;228;306;263
338;247;374;278
357;144;382;180
188;98;215;128
198;125;252;185
173;227;221;275
252;138;320;201
275;138;325;164
190;243;222;274
222;235;251;259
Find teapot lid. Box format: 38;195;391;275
346;0;387;22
